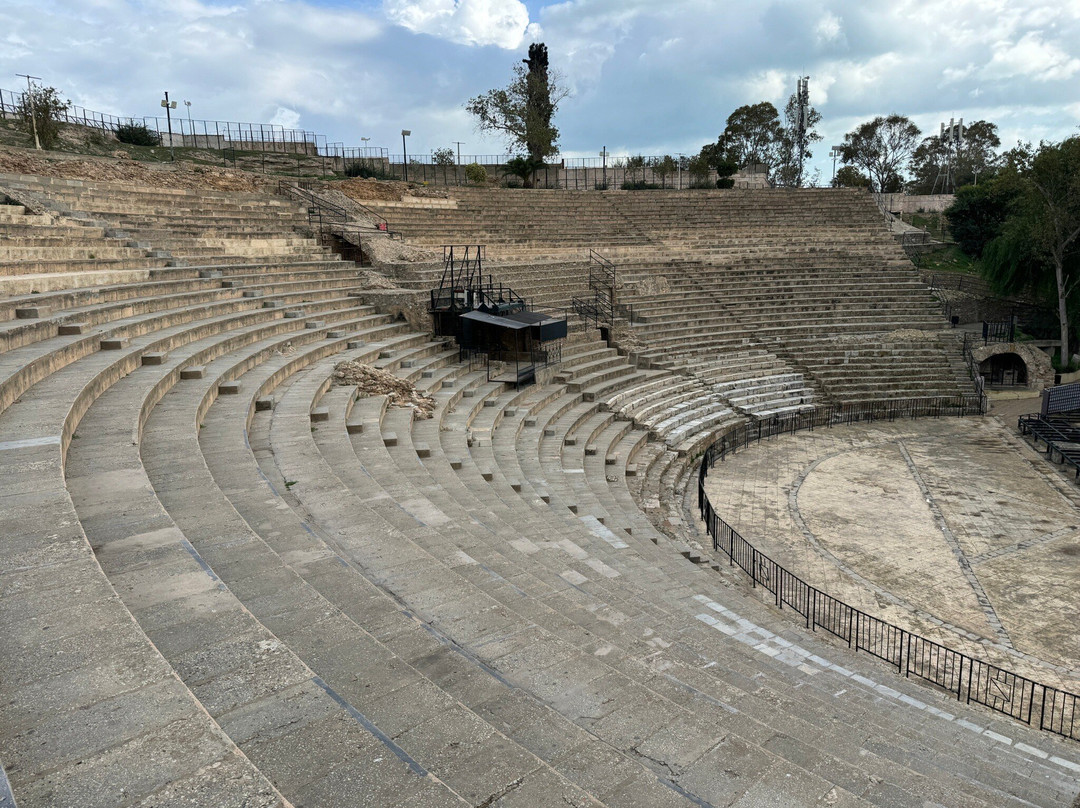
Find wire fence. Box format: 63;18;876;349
697;398;1079;743
0;86;723;187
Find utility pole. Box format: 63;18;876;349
453;141;464;185
401;130;411;181
16;73;42;150
161;91;177;160
184;100;192;141
829;145;842;184
600;146;607;190
795;76;810;186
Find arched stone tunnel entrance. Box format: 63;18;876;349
971;343;1054;390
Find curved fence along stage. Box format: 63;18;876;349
696;394;1080;744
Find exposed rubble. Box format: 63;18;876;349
333;360;435;419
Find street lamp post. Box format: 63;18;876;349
600;146;607;190
677;153;685;190
401;129;411;181
452;140;464;184
184;100;192;143
161;91;178;160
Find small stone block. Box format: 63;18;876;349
242;290;264;298
544;427;555;436
346;420;364;434
255;397;274;411
327;330;345;338
539;492;551;504
310;407;330;422
422;370;434;378
262;300;281;308
450;458;463;470
564;436;577;446
284;310;303;319
141;351;167;366
305;320;326;329
221;279;244;288
625;464;638;477
567;504;578;514
585;445;598;456
509;480;522;492
347;340;365;349
462;389;475;398
443;380;454;388
379;350;393;359
524;417;537;427
401;359;415;368
15;306;50;319
100;337;127;350
383;432;398;447
415;443;431;458
218;381;241;395
58;322;87;335
480;469;494;482
505;408;517;417
596;516;605;525
198;269;222;278
483;399;497;408
180;366;205;380
605;453;619;465
625;527;634;535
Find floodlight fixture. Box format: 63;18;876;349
162;91;177;160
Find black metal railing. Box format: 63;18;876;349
697;398;1079;743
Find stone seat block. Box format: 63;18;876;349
310;407;330;422
383;431;398;447
346;419;364;434
255;397;275;411
347;340;365;349
180;365;205;380
305;320;326;329
327;330;345;338
100;337;128;350
15;306;51;318
284;310;303;318
221;279;244;288
415;442;431;458
57;322;87;335
141;351;168;366
218;380;241;395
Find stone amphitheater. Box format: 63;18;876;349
0;165;1078;808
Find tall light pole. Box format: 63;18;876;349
600;146;607;190
16;73;42;150
161;91;177;160
401;129;411;181
677;153;685;190
184;100;192;141
830;145;842;184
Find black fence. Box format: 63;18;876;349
697;397;1079;743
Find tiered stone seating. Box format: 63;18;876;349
2;173;1077;807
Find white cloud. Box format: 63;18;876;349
814;12;844;47
984;31;1080;81
383;0;532;48
269;106;301;130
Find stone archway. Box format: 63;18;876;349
971;342;1054;390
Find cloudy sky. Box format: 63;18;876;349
3;0;1079;181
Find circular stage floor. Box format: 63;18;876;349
702;409;1080;691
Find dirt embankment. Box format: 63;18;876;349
0;145;270;192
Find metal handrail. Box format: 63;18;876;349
696;397;1079;744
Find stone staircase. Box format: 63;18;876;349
0;175;1076;807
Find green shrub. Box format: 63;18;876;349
716;177;735;189
16;85;69;149
115;122;160;147
344;160;390;179
620;180;661;191
465;162;488;184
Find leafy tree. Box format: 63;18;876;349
115;122;160;147
909;120;1001;194
981;138;1080;359
652;155;677;188
714;102;784;171
839;114;921;192
686;153;712;188
467;42;567;164
465;162;488;185
17;85;70;150
774;92;822;188
432;146;455;183
625;155;647;184
944;181;1015;257
502;155;543;188
832;166;871;189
